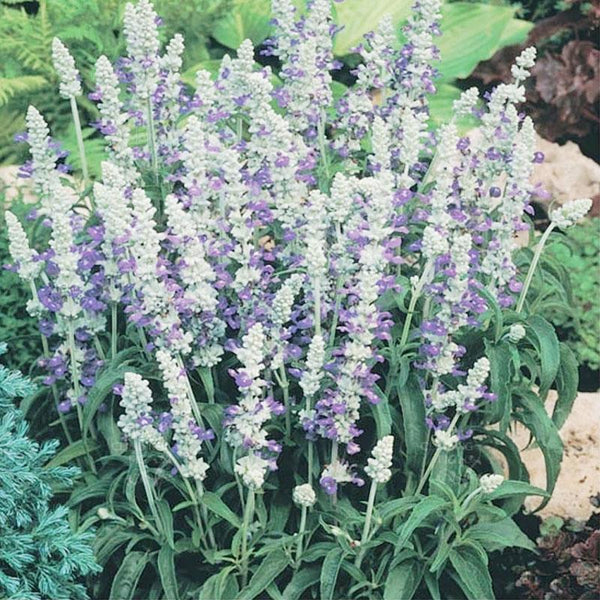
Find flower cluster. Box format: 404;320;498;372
5;0;591;518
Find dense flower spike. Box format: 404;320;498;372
550;198;593;229
365;436;394;483
479;473;504;494
5;212;41;281
118;372;168;451
52;38;82;99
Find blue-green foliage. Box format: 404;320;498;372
0;343;100;600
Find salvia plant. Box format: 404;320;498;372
3;0;593;598
0;343;100;600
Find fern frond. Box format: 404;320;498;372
0;76;49;106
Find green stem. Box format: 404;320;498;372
399;259;434;350
111;301;118;358
317;112;330;185
195;479;217;550
279;365;291;438
29;279;72;442
516;223;555;314
355;480;378;568
134;440;163;538
67;319;97;472
146;97;158;182
415;412;460;495
69;97;89;185
240;487;255;588
295;505;308;564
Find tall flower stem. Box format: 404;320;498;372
415;411;460;495
28;279;72;442
295;505;308;564
278;365;291;438
69;97;89;186
399;259;434;349
134;440;163;538
516;223;555;313
240;487;255;588
111;302;118;358
355;480;378;568
66;320;97;473
146;98;158;183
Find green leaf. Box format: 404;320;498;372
465;518;536;552
155;499;175;548
396;496;448;550
484;340;513;426
199;566;238;600
282;567;320;600
486;480;549;501
320;547;346;600
202;491;242;528
370;385;392;437
378;497;418;524
333;0;411;55
397;374;428;478
212;0;272;50
83;355;137;437
157;546;179;600
553;343;578;430
237;551;289;600
437;2;517;81
499;18;534;46
109;551;151;600
515;391;563;509
384;558;424;600
46;438;99;467
525;315;561;397
449;543;494;600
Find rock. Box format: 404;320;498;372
501;390;600;521
533;135;600;216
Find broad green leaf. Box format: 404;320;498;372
202;491;242;528
83;356;137;437
515;391;563;509
525;315;561;397
437;3;516;81
553;343;578;430
320;547;346;600
478;286;505;342
499;18;534;46
109;551;151;600
157;546;179;600
333;0;411;55
282;567;320;600
156;499;175;548
199;566;238;600
424;570;441;600
237;551;289;600
212;0;272;50
430;447;462;492
378;497;418;524
449;543;494;600
396;496;448;549
397;374;428;478
484;340;513;426
384;558;424;600
370;385;392;437
465;518;535;552
46;438;99;467
428;83;477;131
486;479;549;501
